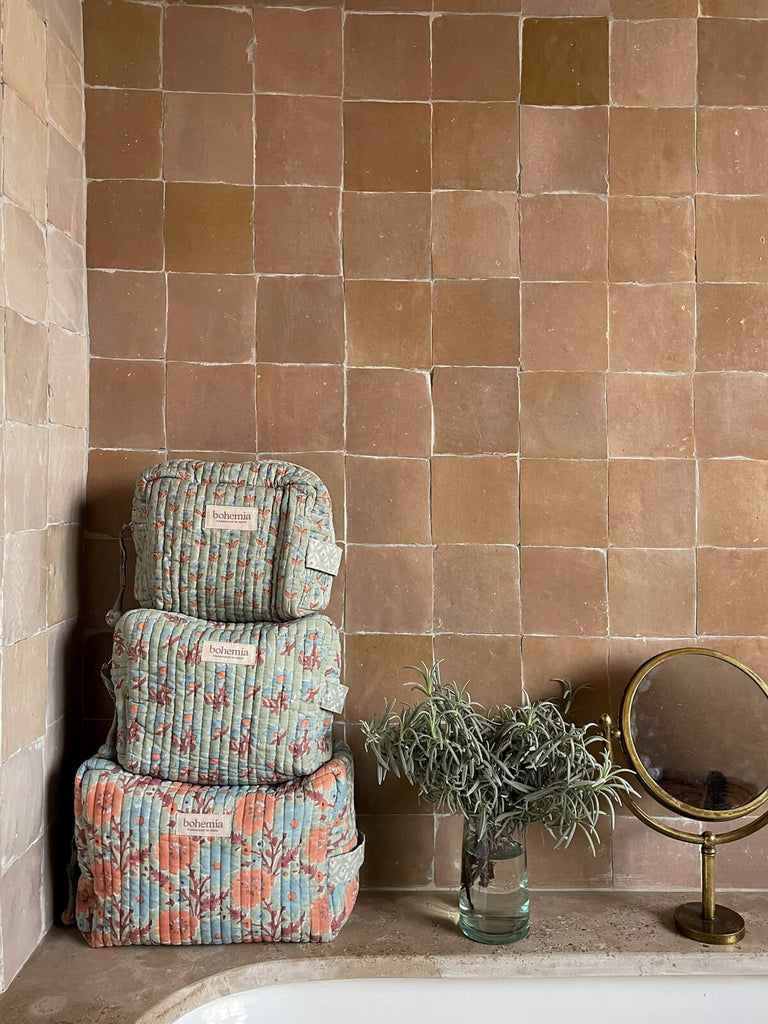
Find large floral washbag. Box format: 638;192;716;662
129;460;341;623
74;743;364;946
109;608;346;785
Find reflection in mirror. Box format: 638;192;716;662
629;652;768;813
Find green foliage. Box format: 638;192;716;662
360;663;634;850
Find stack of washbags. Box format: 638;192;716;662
74;460;364;947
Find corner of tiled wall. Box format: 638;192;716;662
0;0;88;992
80;0;768;897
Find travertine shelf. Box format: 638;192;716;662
2;891;768;1024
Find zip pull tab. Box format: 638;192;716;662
105;523;132;628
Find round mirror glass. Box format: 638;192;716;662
622;649;768;820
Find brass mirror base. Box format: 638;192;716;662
675;902;745;945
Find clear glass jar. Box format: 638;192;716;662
458;820;530;944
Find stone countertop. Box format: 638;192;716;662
3;890;768;1024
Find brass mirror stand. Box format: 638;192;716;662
602;713;768;944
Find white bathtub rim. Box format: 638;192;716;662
135;950;768;1024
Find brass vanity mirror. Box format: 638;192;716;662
603;648;768;945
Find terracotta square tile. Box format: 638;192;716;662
5;312;47;424
3;88;46;222
521;547;607;637
48;228;87;334
86;448;165;538
607;374;693;458
432;456;518;544
167;363;256;452
48;0;83;59
164;93;253;184
347;457;430;544
610;108;695;197
699;549;768;637
347;368;431;457
345;281;431;368
87;180;164;271
609;548;695;638
345;634;434;721
4;423;48;532
85;90;161;181
2;633;47;761
697;196;768;284
443;0;520;9
47;129;85;244
3;529;47;646
608;198;694;283
609;459;696;548
166;183;253;274
520;459;607;546
87;271;165;359
255;96;341;187
432;192;519;279
346;730;424;816
521;18;608;105
357;815;434;887
521;635;609;727
83;0;160;88
344;102;429;192
4;202;47;320
519;106;607;194
699;460;768;548
254;8;341;96
47;29;83;146
435;544;520;634
347;0;429;11
49;333;88;429
695;638;768;694
702;0;768;10
433;634;522;709
520;371;606;458
521;283;607;371
167;275;255;363
253;187;339;275
611;20;696;108
256;277;344;364
433;367;518;455
530;819;613;888
164;6;253;93
609;284;694;372
433;102;518;190
699;19;768;106
90;358;165;449
698;108;768;196
434;816;464;889
433;14;519;101
433;280;519;367
257;364;343;452
343;192;430;279
612;0;696;12
697;285;768;371
695;372;768;458
521;195;607;282
526;0;608;10
4;0;45;118
344;14;430;101
346;546;433;633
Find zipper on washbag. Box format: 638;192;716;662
105;522;133;628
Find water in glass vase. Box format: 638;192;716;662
458;822;530;944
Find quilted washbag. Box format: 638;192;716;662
74;744;364;946
131;460;341;623
111;608;345;785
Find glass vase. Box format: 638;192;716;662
458;819;530;944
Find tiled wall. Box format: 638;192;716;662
83;0;768;891
0;0;87;991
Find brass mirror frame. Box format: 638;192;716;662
603;647;768;945
620;646;768;822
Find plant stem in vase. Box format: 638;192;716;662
459;821;530;944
